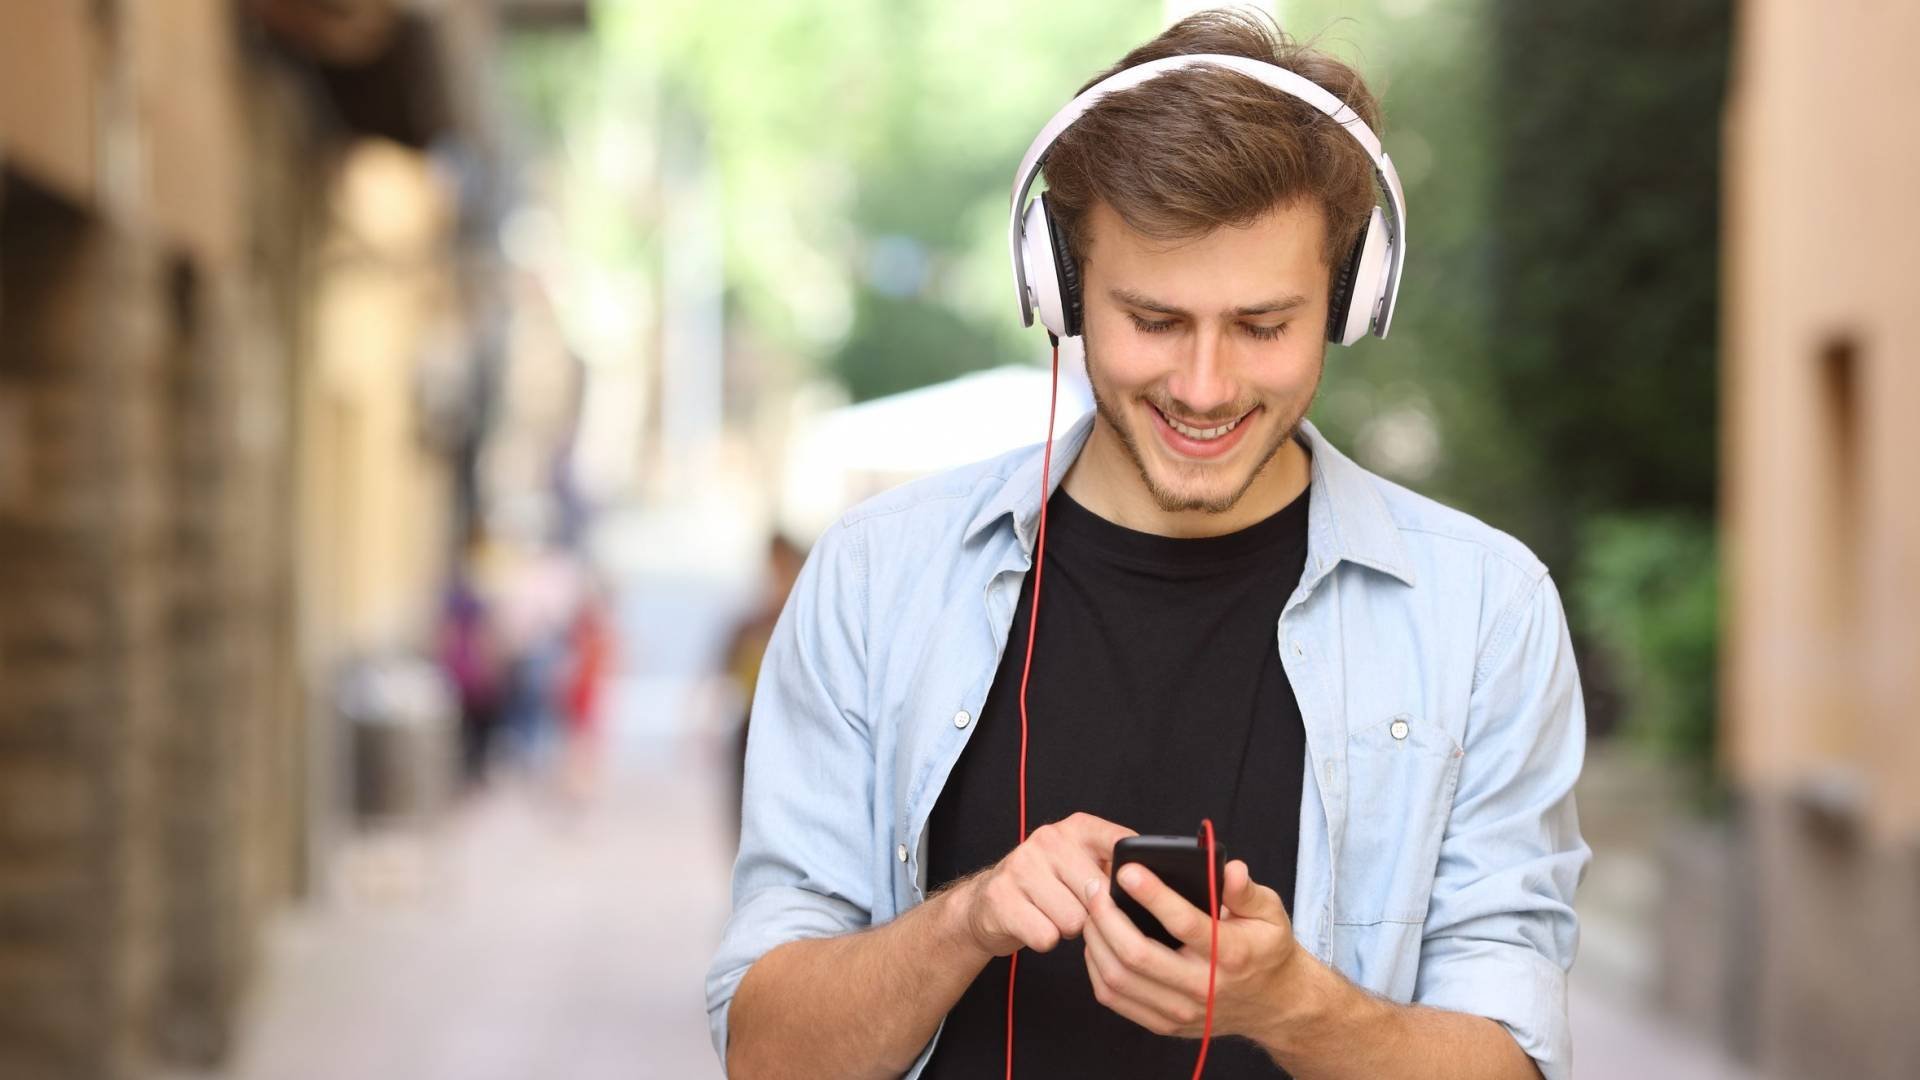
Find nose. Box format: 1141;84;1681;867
1163;325;1240;420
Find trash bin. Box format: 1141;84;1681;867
335;654;458;826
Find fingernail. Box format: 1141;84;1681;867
1085;877;1101;899
1119;865;1140;889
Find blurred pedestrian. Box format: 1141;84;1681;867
494;541;586;774
439;529;505;790
721;533;806;846
559;577;616;802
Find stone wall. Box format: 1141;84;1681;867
0;176;174;1080
1719;0;1920;1076
0;12;321;1080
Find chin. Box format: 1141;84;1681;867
1134;428;1263;514
1140;468;1259;515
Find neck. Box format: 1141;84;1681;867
1060;414;1311;539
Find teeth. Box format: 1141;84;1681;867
1164;410;1243;441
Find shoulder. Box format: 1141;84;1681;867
1318;450;1572;696
1368;470;1549;583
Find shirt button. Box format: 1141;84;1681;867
896;843;909;863
1390;718;1410;741
953;710;971;729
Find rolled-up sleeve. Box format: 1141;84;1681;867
1414;571;1591;1080
705;515;876;1070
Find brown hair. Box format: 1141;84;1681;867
1041;10;1383;279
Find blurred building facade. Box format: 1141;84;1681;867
1716;0;1920;1076
0;2;569;1077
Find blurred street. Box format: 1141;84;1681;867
6;2;1916;1079
181;501;752;1080
210;760;730;1080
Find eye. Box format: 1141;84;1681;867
1243;322;1288;341
1127;312;1176;335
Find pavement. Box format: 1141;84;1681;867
211;754;733;1080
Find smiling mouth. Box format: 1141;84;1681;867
1152;404;1254;442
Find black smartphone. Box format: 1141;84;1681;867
1109;833;1228;949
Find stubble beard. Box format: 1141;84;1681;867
1084;334;1319;516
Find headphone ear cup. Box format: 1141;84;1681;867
1329;206;1390;347
1019;196;1067;338
1041;193;1083;338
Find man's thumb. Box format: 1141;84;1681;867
1222;860;1278;920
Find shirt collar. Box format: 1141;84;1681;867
963;412;1416;588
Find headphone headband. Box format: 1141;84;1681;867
1008;52;1408;339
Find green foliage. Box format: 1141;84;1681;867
1486;0;1731;567
1482;0;1730;773
588;0;1162;400
1244;3;1562;549
1575;513;1719;773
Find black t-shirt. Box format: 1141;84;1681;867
922;483;1310;1079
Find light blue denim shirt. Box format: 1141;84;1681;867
707;412;1590;1079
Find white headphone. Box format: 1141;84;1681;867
1008;52;1408;347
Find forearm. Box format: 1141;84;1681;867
725;882;990;1080
1254;950;1542;1080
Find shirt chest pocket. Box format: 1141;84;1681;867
1334;713;1464;926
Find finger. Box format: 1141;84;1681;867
983;871;1066;954
1020;869;1091;940
1085;874;1202;993
1083;931;1196;1038
1027;819;1122;915
1220;859;1287;925
1060;812;1139;870
1116;863;1213;950
1082;902;1205;1027
1102;987;1192;1039
1035;845;1108;929
1221;859;1254;915
1007;897;1064;953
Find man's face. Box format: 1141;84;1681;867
1077;198;1330;516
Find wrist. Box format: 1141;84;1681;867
930;874;995;968
1251;941;1368;1059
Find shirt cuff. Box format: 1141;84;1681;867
1413;935;1572;1080
705;884;869;1073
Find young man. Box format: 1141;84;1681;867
708;12;1588;1080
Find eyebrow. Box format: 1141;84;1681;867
1108;287;1309;319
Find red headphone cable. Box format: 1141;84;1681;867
1003;338;1060;1080
1005;339;1220;1080
1192;817;1220;1080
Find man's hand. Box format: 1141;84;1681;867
1080;857;1304;1043
956;812;1139;957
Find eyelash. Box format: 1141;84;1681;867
1127;313;1287;340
